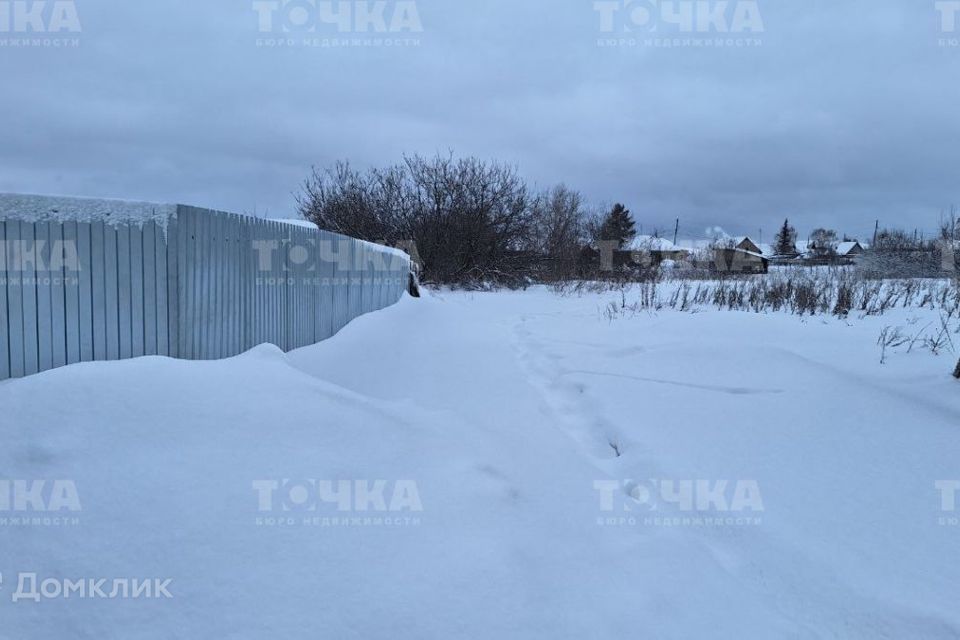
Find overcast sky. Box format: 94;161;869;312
2;0;958;240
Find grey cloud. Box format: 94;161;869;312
1;0;958;240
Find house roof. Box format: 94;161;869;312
722;236;775;256
836;241;862;255
626;235;686;252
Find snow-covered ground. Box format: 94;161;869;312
2;286;959;638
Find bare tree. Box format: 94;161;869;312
297;162;413;245
297;153;536;285
403;154;533;284
809;228;839;259
860;228;943;278
529;184;587;280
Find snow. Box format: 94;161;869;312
0;197;410;261
0;193;177;227
356;238;411;261
2;285;959;638
268;218;411;260
729;237;776;256
271;217;318;229
755;242;776;256
837;240;862;256
625;235;684;252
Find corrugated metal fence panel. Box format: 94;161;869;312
230;214;241;356
284;223;295;351
331;232;349;335
209;212;220;359
278;221;290;351
198;209;211;359
161;218;175;358
316;230;335;342
117;224;133;361
20;222;40;376
245;217;259;350
104;224;120;362
250;218;264;349
76;222;94;362
90;221;107;361
63;221;81;365
0;220;8;380
349;238;362;321
1;205;409;380
131;224;146;359
178;207;194;359
142;222;158;357
46;222;66;370
5;220;25;378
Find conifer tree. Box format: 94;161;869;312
598;203;637;249
774;218;798;256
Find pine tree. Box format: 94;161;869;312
774;218;797;256
954;357;960;379
598;203;637;249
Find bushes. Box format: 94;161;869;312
297;154;595;287
597;271;960;373
602;269;959;319
833;280;854;317
858;229;957;279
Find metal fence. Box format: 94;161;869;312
0;200;410;381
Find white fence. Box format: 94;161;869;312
0;196;410;381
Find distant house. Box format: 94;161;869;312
622;235;690;266
712;248;769;274
799;239;864;265
837;241;864;258
732;237;784;259
793;240;811;259
735;237;763;255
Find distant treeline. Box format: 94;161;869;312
860;228;958;278
296;154;959;285
296;154;639;286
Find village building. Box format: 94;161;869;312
837;241;865;258
712;247;770;274
608;235;691;269
735;237;763;255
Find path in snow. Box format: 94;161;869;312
1;287;959;639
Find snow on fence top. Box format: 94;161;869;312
356;238;410;262
273;218;318;230
270;218;411;261
0;193;178;228
0;194;411;262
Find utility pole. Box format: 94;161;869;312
673;218;679;246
